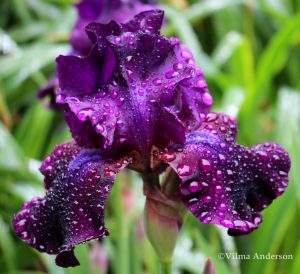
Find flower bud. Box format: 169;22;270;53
144;197;182;262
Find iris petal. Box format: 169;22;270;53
13;141;129;267
71;0;158;56
57;10;212;154
159;113;290;235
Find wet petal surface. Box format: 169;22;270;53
159;113;290;235
70;0;157;55
13;141;129;267
57;10;212;154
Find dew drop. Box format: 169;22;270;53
221;219;234;228
95;124;104;133
201;159;212;172
220;126;227;133
160;152;176;162
165;70;179;79
203;216;212;224
257;150;268;161
77;108;93;120
227;169;233;176
216;170;223;179
173;62;183;71
188;181;199;193
198;211;208;220
233;220;248;230
203;196;212;203
114;37;121;44
177;164;192;176
202;182;208;187
188;197;198;205
218;203;227;211
202;93;213;106
196;79;206;89
205;113;218;122
215;185;223;194
181;50;192;59
279;170;287;176
153;78;162;86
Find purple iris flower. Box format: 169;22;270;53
71;0;158;56
14;10;290;268
38;0;157;108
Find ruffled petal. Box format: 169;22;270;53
70;0;157;56
159;113;290;235
13;141;130;267
56;46;104;97
57;10;212;154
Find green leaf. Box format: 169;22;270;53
240;12;300;126
0;218;17;274
162;4;203;65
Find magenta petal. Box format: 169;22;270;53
159;113;290;235
13;141;129;267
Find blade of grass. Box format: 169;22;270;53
0;218;17;274
245;87;300;274
162;4;203;64
239;12;300;132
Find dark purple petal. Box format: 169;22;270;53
57;11;212;154
13;141;130;267
70;0;157;56
122;9;164;33
159;113;290;235
56;46;103;97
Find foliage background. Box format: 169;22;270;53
0;0;299;273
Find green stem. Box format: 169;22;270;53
160;260;172;274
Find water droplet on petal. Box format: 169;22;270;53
181;50;192;59
165;70;179;79
188;197;198;205
95;124;104;133
233;220;248;231
227;169;233;176
279;170;287;176
188;181;199;193
153;78;162;86
77;108;93;120
218;203;227;211
206;113;218;122
160;152;176;162
202;93;213;106
257;150;269;161
114;37;121;44
201;159;212;172
203;216;212;224
221;219;234;228
173;62;183;71
215;185;223;194
216;170;223;178
203;196;212;203
196;79;206;89
177;164;192;176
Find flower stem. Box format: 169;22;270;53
160;260;172;274
142;172;179;274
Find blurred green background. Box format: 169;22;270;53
0;0;300;273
